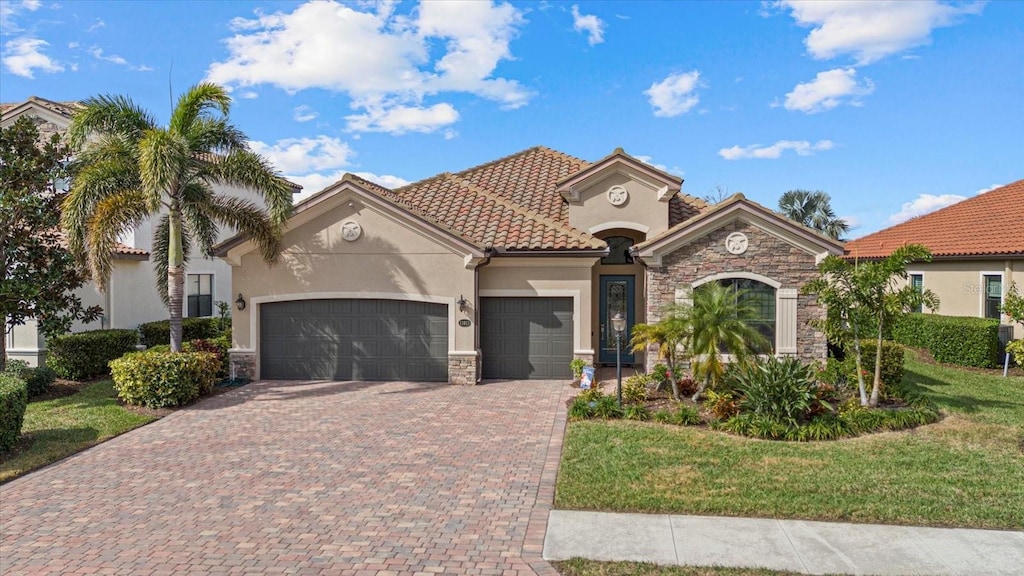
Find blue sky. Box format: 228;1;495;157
2;0;1021;237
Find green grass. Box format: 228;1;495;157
555;352;1024;529
0;380;155;483
555;559;806;576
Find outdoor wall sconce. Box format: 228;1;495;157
235;293;246;311
457;295;469;312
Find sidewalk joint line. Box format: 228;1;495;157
776;519;811;574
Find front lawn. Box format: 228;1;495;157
555;351;1024;529
556;559;804;576
0;380;155;483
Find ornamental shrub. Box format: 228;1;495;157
138;317;222;348
1006;340;1024;366
727;356;820;426
109;351;219;408
3;360;57;397
0;374;29;451
47;329;139;381
569;358;587;380
892;313;1000;368
854;339;906;394
184;336;230;379
622;373;651;405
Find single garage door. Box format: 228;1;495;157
260;299;448;381
481;297;573;379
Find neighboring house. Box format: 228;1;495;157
1;96;298;366
216;146;843;384
845;179;1024;340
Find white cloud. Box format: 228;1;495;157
645;70;702;117
2;37;63;78
783;67;874;113
206;0;530;136
87;18;105;32
888;193;966;224
718;139;834;160
976;183;1002;195
88;46;152;71
774;0;983;65
238;90;259;100
345;103;459;135
22;0;41;10
633;155;667;172
571;5;605;46
841;215;861;231
292;170;412;202
249;135;355;175
293;105;318;122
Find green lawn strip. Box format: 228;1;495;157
554;559;807;576
0;380;155;483
555;353;1024;530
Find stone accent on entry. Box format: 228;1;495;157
448;352;479;385
644;221;827;367
228;350;257;380
573;351;595;366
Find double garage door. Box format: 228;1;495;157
259;297;573;381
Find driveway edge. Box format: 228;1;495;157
524;383;574;576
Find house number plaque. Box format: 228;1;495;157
458;319;472;327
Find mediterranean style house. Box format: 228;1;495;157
216;146;844;384
844;179;1024;340
1;96;296;366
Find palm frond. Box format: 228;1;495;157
204;195;282;263
180;182;218;257
83;190;149;290
139;128;191;201
169;83;231;135
186;117;248;156
205;149;294;227
68;94;156;150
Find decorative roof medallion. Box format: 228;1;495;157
607;185;628;206
341;221;362;242
725;232;748;255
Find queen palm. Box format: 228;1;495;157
688;281;769;401
778;189;849;240
63;83;294;352
630;305;691;400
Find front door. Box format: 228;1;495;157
599;275;635;365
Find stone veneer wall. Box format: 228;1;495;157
229;351;257;380
448;353;479;385
645;221;827;368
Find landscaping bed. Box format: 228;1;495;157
555;351;1024;530
556;559;805;576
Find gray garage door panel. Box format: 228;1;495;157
481;297;573;379
260;299;448;381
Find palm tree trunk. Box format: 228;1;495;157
666;357;680;401
869;312;884;407
850;314;868;406
167;205;185;353
692;374;710;403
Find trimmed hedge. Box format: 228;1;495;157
109;351;220;408
139;318;222;348
855;339;905;392
893;313;1000;368
0;374;29;452
47;329;139;381
3;360;57;397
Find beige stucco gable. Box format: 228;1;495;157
557;148;683;237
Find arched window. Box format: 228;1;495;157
717;278;776;350
601;236;634;264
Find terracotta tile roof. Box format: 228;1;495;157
669;194;707;226
845;179;1024;259
114;243;149;258
397;173;604;251
0;96;82;118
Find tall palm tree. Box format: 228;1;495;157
688;281;769;401
778;189;849;240
630;304;691;400
63;83;294;352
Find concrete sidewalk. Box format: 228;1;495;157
543;510;1024;575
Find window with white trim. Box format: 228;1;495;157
698;278;777;353
983;275;1002;319
910;274;924;313
187;274;213;318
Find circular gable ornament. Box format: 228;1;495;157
607;185;629;206
341;220;362;242
725;232;748;255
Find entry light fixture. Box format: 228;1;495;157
235;293;246;311
611;312;626;335
457;295;469;312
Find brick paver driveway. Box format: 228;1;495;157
1;379;572;575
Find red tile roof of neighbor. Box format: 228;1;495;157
844;179;1024;259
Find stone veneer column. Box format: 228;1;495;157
228;351;256;380
573;351;595;366
448;351;479;385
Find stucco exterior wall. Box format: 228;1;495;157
567;172;670;237
229;199;476;377
905;259;1023;338
478;258;597;355
645;221;827;366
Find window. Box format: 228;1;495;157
983;275;1002;319
910;274;923;313
600;236;634;265
187;274;213;318
712;278;776;352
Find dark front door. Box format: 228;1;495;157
480;297;573;379
599;275;635;365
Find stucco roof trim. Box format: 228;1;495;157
556;147;684;202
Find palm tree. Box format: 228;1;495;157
630;305;691;400
64;83;294;352
778;189;849;240
688;281;769;401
